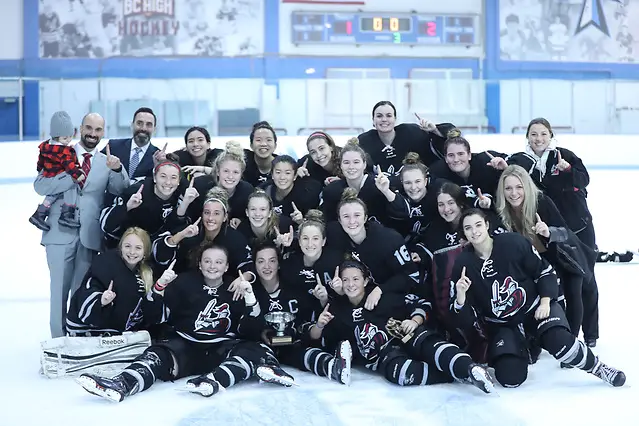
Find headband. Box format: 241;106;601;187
203;197;228;213
307;131;328;141
154;161;181;174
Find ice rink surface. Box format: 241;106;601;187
1;170;638;426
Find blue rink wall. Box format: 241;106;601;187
3;0;639;137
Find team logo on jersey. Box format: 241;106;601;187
445;232;457;245
352;307;364;322
550;164;560;176
381;145;396;160
409;205;423;218
355;323;388;360
161;206;173;219
490;276;526;318
273;205;283;215
299;269;315;280
194;299;231;334
462;185;477;199
125;298;144;331
269;299;283;311
481;259;497;278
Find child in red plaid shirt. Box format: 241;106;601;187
29;111;85;231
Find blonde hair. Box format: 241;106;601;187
495;165;541;242
204;186;230;217
118;227;154;292
213;140;246;184
247;189;279;240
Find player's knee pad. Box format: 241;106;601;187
493;355;528;388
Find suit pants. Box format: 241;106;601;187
45;237;96;338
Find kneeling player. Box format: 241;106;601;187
451;209;626;388
305;259;495;393
76;243;296;402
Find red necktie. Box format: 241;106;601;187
82;153;92;176
79;153;91;188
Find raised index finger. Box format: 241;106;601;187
316;273;324;288
167;259;176;270
461;266;466;279
322;303;331;313
334;266;340;279
485;151;495;159
106;143;111;156
108;280;114;291
414;112;422;122
556;150;562;162
535;213;542;223
291;202;300;212
188;177;195;188
162;142;168;153
136;184;144;194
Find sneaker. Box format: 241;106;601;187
186;374;224;397
76;373;135;403
29;204;50;231
59;204;81;229
256;364;296;387
327;340;352;386
590;359;626;387
467;363;496;394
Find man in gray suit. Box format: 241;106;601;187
34;113;130;338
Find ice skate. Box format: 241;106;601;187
256;364;296;387
327;340;352;386
76;373;135;403
590;359;626;387
185;374;225;397
467;363;496;394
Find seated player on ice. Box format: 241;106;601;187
76;243;296;402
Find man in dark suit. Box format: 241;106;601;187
34;113;130;338
103;107;161;183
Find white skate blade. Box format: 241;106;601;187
339;340;352;387
256;366;299;387
76;376;123;403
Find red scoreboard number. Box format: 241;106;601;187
419;21;437;36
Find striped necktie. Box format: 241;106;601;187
130;147;142;177
82;153;92;176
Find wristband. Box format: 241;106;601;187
316;322;324;330
154;280;167;292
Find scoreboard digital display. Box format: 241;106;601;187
291;12;478;45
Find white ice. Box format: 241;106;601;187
1;171;638;426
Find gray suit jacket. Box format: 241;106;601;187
34;150;130;251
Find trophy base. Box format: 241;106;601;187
269;335;293;346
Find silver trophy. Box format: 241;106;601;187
264;311;296;346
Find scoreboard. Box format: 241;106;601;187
291;12;479;45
